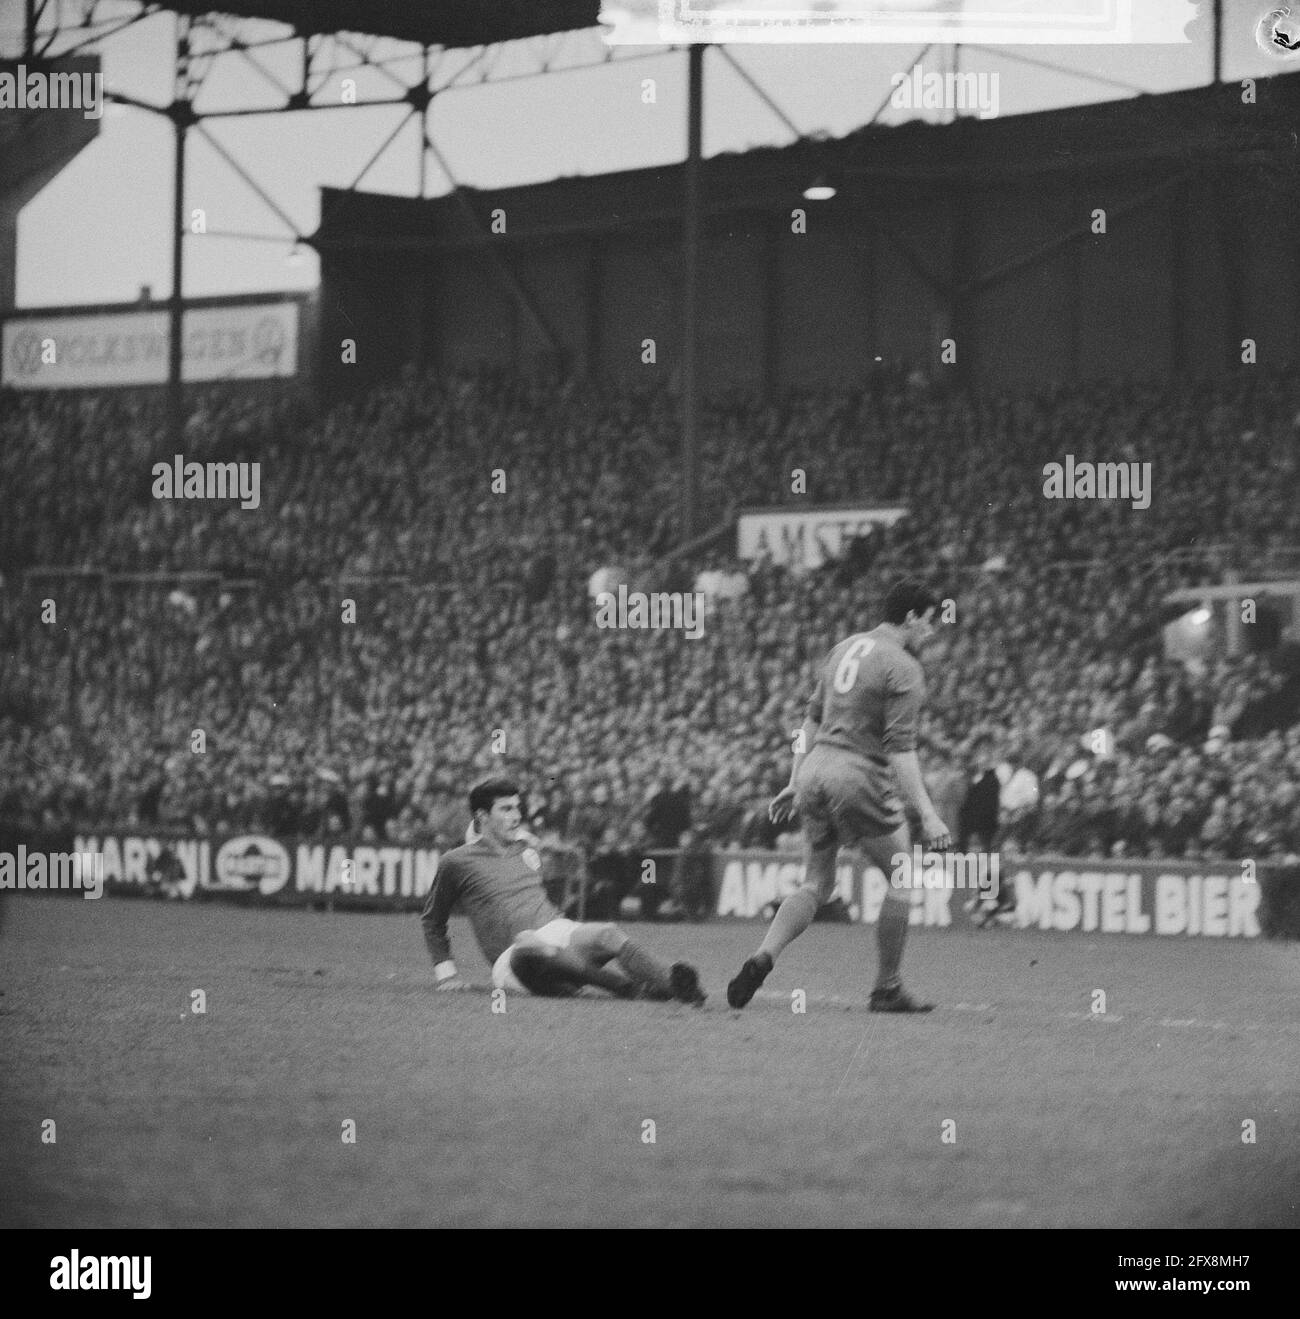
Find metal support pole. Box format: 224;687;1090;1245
681;44;703;544
1212;0;1222;85
168;20;190;453
25;0;37;58
418;47;429;197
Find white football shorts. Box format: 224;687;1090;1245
490;918;579;993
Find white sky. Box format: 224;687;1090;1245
3;0;1294;307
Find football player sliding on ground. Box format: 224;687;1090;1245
421;776;706;1004
727;578;951;1013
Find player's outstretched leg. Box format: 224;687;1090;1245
508;944;584;996
727;834;837;1009
506;932;636;997
860;826;933;1013
571;923;706;1005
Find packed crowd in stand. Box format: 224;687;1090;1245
2;366;1298;865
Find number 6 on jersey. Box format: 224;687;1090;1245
833;638;876;692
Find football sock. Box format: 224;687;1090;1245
614;939;674;1000
757;888;819;962
874;894;910;991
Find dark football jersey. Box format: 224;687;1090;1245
807;626;925;770
420;837;557;967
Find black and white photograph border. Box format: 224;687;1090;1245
0;0;1296;1285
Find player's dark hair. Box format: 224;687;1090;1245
883;578;942;626
469;777;521;817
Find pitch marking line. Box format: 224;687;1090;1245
749;989;1298;1033
830;1030;870;1104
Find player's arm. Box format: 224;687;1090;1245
786;714;818;787
420;857;468;989
891;752;948;845
771;679;823;824
884;664;950;849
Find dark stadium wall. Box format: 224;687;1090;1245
1238;175;1300;367
698;227;765;389
865;205;946;378
436;250;518;372
315;75;1300;396
514;242;589;371
779;225;870;384
596;235;673;381
317;248;403;399
1178;176;1228;379
1076;171;1179;380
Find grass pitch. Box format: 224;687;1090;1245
2;894;1296;1228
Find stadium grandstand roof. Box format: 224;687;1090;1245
158;1;604;48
